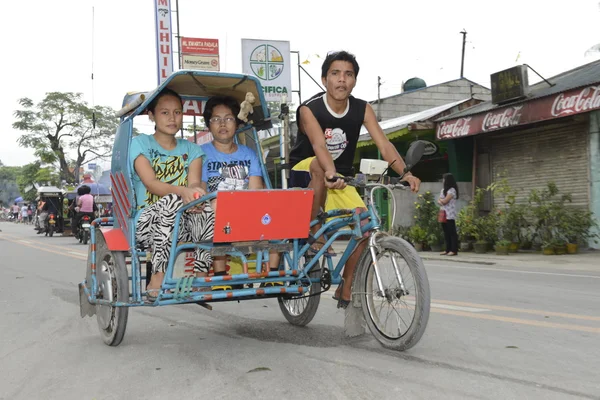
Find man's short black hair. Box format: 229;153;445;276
203;96;242;126
321;50;360;78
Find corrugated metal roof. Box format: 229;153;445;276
358;98;471;141
437;59;600;121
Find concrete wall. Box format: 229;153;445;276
372;79;491;121
589;110;600;249
391;182;473;229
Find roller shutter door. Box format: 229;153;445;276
479;120;589;208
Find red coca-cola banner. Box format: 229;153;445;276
436;84;600;140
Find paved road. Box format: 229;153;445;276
1;221;599;400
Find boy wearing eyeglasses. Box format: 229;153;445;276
289;50;421;308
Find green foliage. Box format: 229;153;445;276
13;92;118;184
412;191;444;246
407;225;428;245
16;162;59;202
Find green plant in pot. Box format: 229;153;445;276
408;225;427;251
427;232;444;253
495;239;511;255
456;207;475;251
563;209;599;254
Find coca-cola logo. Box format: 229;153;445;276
482;106;523;132
437;117;472;139
551;85;600;117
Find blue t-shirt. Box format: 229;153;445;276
201;142;262;192
130;134;204;208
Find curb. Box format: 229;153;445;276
419;256;496;266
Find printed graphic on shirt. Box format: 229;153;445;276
206;162;249;192
146;149;189;205
324;128;349;160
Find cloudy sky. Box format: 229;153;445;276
1;0;599;167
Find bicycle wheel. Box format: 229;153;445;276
355;236;430;351
278;258;322;326
94;237;129;346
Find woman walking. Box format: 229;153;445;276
437;173;459;256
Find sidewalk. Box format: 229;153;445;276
330;240;600;271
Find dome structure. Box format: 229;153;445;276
403;77;427;92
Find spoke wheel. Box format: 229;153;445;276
355;236;430;351
278;259;322;326
92;234;129;346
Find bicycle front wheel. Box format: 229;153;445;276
355;236;430;351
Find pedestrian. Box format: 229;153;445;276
12;203;19;222
27;204;33;223
21;203;29;224
288;50;421;308
437;173;459;256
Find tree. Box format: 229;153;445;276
16;162;59;202
13;92;119;184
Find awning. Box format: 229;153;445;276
357;98;472;147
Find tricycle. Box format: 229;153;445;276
79;70;430;351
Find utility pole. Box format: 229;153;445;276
460;29;467;78
377;76;382;122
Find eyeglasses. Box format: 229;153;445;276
209;117;236;125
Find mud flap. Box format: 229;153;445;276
344;283;366;338
79;283;96;318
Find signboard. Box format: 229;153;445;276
241;39;292;102
154;0;174;85
436;84;600;140
182;99;205;116
180;37;219;72
182;54;220;71
181;37;219;55
87;163;97;170
491;65;528;105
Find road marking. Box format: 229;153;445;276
69;251;87;257
431;303;490;312
0;235;86;260
432;299;600;322
433;308;600;334
429;263;600;279
19;240;32;244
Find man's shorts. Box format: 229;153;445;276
290;156;368;234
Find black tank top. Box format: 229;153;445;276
289;92;367;176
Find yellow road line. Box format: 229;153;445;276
0;234;86;261
433;299;600;322
433;308;600;334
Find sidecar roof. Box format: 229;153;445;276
118;70;270;121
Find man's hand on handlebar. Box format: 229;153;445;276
325;172;346;190
401;174;421;193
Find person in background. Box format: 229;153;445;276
437;173;459;256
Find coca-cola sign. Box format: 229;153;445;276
482;106;523;132
437;117;472;139
551;85;600;117
436;83;600;140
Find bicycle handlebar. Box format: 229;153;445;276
326;175;410;189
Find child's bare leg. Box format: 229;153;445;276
212;256;227;274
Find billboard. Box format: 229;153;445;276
241;39;291;102
154;0;174;85
181;37;219;72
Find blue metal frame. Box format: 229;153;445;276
80;69;382;308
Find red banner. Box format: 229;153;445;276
436;84;600;140
180;37;219;55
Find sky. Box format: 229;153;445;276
1;0;599;167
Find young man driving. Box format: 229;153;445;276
289;50;421;308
